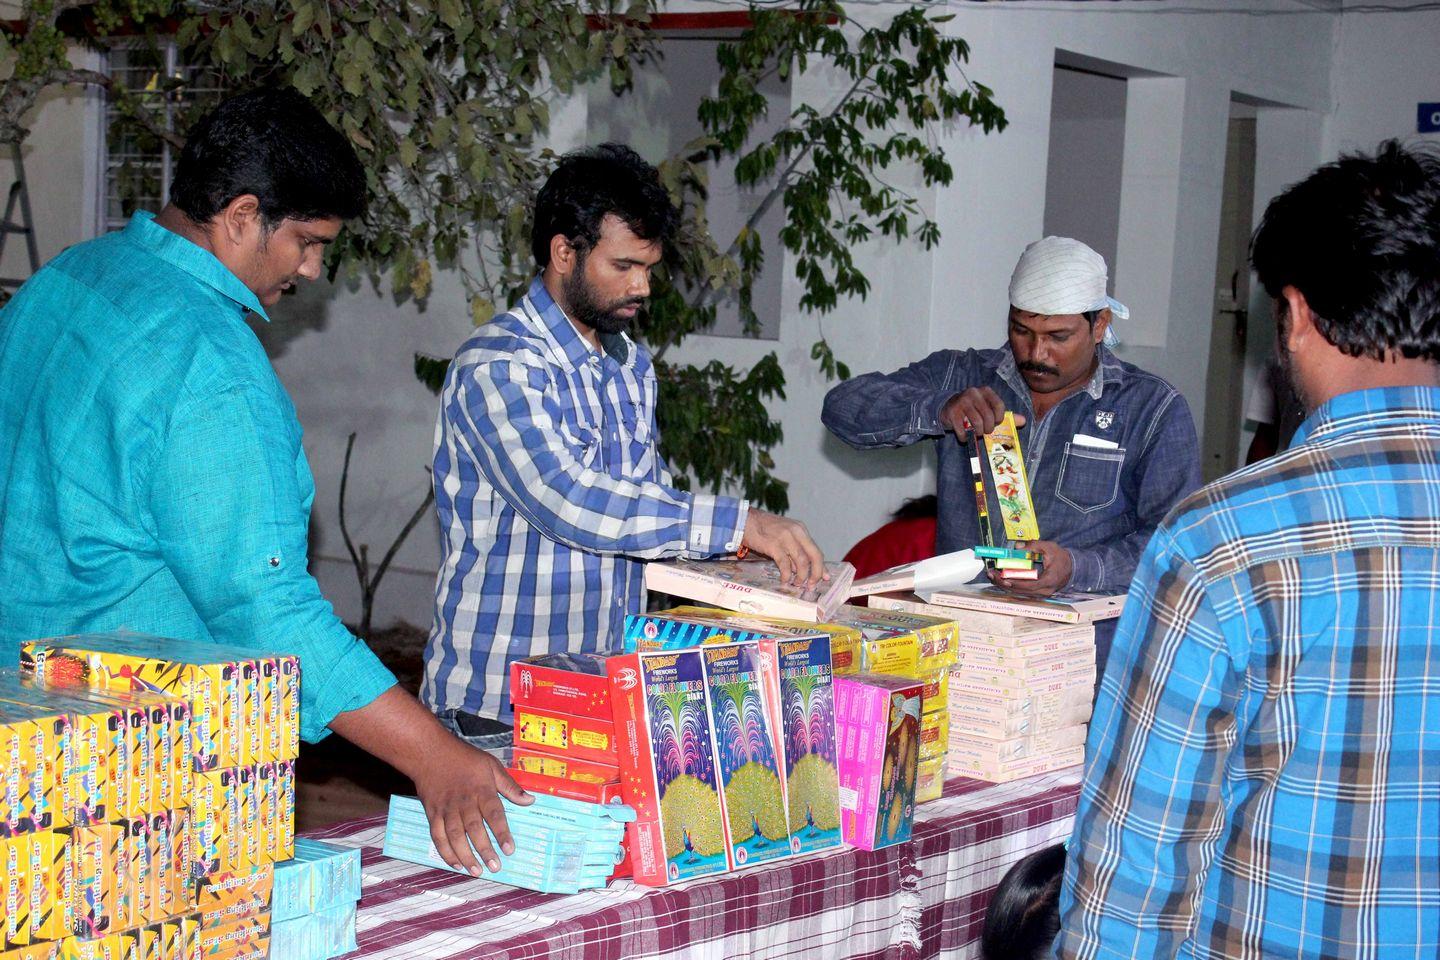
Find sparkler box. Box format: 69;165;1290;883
272;838;360;923
512;704;617;767
70;823;122;939
834;605;959;675
608;650;730;886
916;756;945;805
509;749;624;803
0;703;66;835
946;688;1093;739
622;614;776;653
3;835;29;949
271;902;358;960
947;724;1088;767
754;635;841;856
56;938;114;960
0;943;57;960
0;679;118;828
509;652;613;718
699;643;790;870
835;674;923;851
25;828;73;943
947;745;1084;783
660;607;863;676
196;863;274;930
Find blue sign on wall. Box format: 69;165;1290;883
1419;103;1440;134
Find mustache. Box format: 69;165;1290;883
1019;361;1060;377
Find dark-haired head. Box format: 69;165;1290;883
1250;140;1440;365
981;844;1065;960
172;87;365;229
533;144;677;337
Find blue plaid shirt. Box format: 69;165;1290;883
423;278;747;722
1056;385;1440;959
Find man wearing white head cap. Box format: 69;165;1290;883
823;237;1200;670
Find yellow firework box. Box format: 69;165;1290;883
20;634;246;773
0;943;59;960
659;606;864;675
0;682;113;828
919;710;948;762
239;663;262;768
277;657;300;763
254;764;277;870
56;938;117;960
191;768;233;879
833;605;959;675
196;863;273;929
70;823;123;939
916;756;945;804
26;829;73;943
119;816;151;929
146;811;174;923
982;412;1041;542
257;661;280;765
197;912;268;959
274;760;295;863
3;834;30;948
236;766;259;871
169;808;194;916
0;704;67;834
176;913;201;960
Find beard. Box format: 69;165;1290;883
562;265;645;335
1275;308;1312;414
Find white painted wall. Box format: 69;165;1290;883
30;0;1440;633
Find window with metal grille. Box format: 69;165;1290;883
99;42;227;233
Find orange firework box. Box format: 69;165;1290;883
0;703;68;835
26;828;74;942
3;835;30;949
0;684;119;828
510;653;612;718
0;943;58;960
273;760;295;863
196;863;273;929
56;939;118;960
119;816;151;929
512;704;617;767
20;634;249;774
70;823;123;939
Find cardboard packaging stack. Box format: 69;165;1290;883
9;632;300;960
270;838;362;960
868;596;1095;783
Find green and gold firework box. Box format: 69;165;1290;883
608;650;728;886
700;642;791;869
658;607;863;675
755;635;842;855
20;634;246;774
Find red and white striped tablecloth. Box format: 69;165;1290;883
306;770;1080;960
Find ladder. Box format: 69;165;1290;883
0;142;40;291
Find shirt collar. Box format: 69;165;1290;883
1291;385;1440;446
124;211;269;322
996;342;1122;402
524;276;637;370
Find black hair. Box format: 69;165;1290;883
1250;139;1440;364
892;494;938;520
981;844;1065;960
531;143;678;269
171;87;366;228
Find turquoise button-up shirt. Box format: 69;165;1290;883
0;212;395;741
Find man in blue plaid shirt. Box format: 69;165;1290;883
1055;141;1440;958
422;145;824;749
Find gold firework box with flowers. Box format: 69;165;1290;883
19;634;247;774
754;634;842;855
982;411;1041;542
658;607;863;676
834;674;923;851
699;642;790;869
608;649;729;886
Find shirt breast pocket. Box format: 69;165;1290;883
1056;443;1126;514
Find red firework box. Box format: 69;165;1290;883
507;748;632;879
510;653;618;767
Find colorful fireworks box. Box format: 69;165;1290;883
608;649;730;886
509;653;612;717
196;863;273;930
512;704;616;767
19;634;300;774
383;793;630;894
272;839;360;923
622;613;776;653
197;909;269;960
509;749;624;804
656;607;863;675
916;756;946;804
270;902;357;960
0;702;66;835
754;635;841;856
0;681;120;829
835;674;923;851
0;944;56;960
833;605;959;676
699;643;790;870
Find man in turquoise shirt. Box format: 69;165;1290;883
0;88;528;875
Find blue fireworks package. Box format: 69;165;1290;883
758;634;842;855
700;642;791;869
272;838;360;923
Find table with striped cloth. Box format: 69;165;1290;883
305;770;1080;960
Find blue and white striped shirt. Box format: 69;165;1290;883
423;278;747;722
1056;385;1440;959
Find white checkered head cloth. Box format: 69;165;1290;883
1008;236;1127;344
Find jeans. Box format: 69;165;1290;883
436;709;513;766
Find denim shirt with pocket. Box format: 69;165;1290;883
822;343;1202;598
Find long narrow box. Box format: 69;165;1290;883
755;635;841;855
512;704;616;766
270;902;357;960
70;823;123;939
0;704;67;835
947;724;1088;766
835;674;923;851
623;614;777;653
660;607;863;675
509;749;624;804
700;643;790;870
608;650;729;885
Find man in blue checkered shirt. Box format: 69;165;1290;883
422;144;824;750
1055;141;1440;958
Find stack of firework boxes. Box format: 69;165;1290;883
869;595;1095;782
7;632;300;959
269;838;363;960
609;610;844;886
506;652;630;879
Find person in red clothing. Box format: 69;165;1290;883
843;494;938;579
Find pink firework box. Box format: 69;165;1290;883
835;674;923;851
